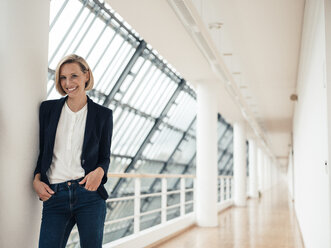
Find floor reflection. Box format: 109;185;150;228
154;183;304;248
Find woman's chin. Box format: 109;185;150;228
67;93;76;98
67;91;85;99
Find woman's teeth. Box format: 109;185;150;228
68;87;77;93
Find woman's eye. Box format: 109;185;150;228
72;74;78;78
60;76;66;80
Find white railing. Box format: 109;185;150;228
105;173;195;234
68;173;233;247
218;176;233;203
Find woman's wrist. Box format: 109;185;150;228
95;167;105;177
34;173;41;182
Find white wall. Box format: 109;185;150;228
292;0;330;247
0;0;49;247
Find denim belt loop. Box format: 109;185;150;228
55;184;59;193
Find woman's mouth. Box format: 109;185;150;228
67;86;77;93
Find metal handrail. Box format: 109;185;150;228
107;173;195;178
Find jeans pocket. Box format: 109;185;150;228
79;184;97;192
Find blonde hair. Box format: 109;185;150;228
55;54;94;96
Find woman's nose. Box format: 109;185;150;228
65;78;73;85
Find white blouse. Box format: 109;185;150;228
46;101;87;184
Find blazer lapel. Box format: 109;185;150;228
82;95;96;156
48;96;67;154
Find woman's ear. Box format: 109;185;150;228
86;70;90;81
85;71;90;88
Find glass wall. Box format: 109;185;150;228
218;114;234;175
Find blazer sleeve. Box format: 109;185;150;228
98;109;113;175
33;102;45;178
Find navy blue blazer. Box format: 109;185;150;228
33;95;113;200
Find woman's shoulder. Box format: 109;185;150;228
90;99;113;115
40;98;62;110
41;98;60;105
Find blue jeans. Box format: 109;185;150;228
38;178;106;248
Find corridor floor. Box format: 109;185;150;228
154;183;304;248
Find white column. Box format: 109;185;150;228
267;157;271;189
233;122;247;206
272;161;274;188
264;156;268;190
257;147;263;194
271;160;274;186
274;162;276;186
263;154;268;191
196;82;218;227
248;139;258;198
0;1;49;247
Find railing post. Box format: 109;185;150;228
134;178;141;234
231;178;234;199
228;178;232;200
226;177;228;200
193;178;197;211
161;178;167;223
180;178;185;216
220;177;224;203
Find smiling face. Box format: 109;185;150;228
59;62;89;100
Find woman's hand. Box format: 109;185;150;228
33;174;55;201
79;167;104;191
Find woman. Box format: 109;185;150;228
33;54;113;248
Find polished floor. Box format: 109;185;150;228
154;183;304;248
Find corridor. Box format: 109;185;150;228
154;183;304;248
